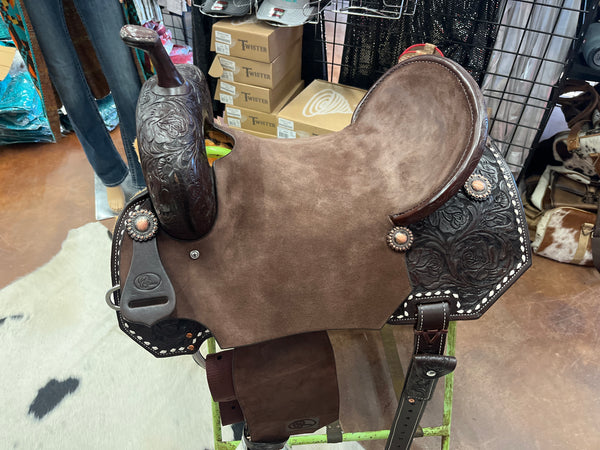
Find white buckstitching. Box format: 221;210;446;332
393;145;529;322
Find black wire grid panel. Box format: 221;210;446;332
161;6;194;47
313;0;594;177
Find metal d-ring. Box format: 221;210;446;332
192;348;206;369
105;285;121;311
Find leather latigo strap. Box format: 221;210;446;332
385;302;456;450
206;331;339;443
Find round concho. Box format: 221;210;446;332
464;173;492;201
126;209;159;241
386;226;414;252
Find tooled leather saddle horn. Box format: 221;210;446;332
107;25;531;450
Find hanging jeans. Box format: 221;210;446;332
22;0;145;189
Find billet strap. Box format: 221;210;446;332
385;302;456;450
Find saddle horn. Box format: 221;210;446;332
120;24;216;240
120;24;184;88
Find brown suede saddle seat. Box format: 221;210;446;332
109;26;531;449
114;55;487;349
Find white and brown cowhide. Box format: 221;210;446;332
553;130;600;177
532;207;596;266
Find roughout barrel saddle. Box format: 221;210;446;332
106;25;531;449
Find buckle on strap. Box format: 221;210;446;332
414;328;448;346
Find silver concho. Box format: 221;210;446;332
126;209;159;241
464;174;492;201
386;226;414;252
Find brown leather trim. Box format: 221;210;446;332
372;56;487;225
206;350;236;402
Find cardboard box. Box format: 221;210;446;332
276;79;367;138
211;18;303;63
216;68;301;113
209;39;302;89
223;80;304;136
226;128;277;139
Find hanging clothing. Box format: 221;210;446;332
22;0;145;189
62;0;109;99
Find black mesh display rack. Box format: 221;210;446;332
160;5;193;47
309;0;596;177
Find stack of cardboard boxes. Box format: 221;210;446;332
210;19;304;139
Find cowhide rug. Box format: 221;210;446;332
0;222;363;450
0;222;216;449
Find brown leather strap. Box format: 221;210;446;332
566;120;586;153
573;224;594;265
385;302;456;450
206;349;245;425
593;204;600;272
206;350;236;402
593;155;600;272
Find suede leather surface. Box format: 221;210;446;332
119;56;487;349
231;331;339;442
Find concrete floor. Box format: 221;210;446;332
1;129;599;449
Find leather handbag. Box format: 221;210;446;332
554;80;600;177
531;206;597;266
527;167;600;269
543;172;600;212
